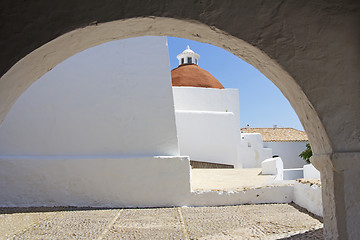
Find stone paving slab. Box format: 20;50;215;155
12;209;119;239
181;204;323;239
105;208;187;239
0;203;323;239
0;211;55;239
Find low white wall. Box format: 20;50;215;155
0;156;191;207
240;133;272;168
173;87;240;130
294;181;323;217
0;36;179;157
283;168;304;180
263;141;308;168
175;110;240;167
189;185;294;206
303;164;321;179
261;157;284;180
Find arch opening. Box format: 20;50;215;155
0;17;332;158
0;17;331;210
0;32;324;218
1;34;315;186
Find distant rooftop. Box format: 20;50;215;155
241;127;308;142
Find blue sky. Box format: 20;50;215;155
167;36;303;130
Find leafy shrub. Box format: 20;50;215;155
299;143;312;164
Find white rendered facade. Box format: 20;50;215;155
172;46;273;168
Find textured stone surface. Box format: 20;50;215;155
181;204;322;239
106;208;186;239
0;211;55;239
0;204;323;239
14;209;119;239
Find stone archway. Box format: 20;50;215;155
0;1;359;239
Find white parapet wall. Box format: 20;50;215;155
283;168;304;180
188;185;294;206
294;180;323;217
303;164;321;179
175;110;240;167
0;156;191;207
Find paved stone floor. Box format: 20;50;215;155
1;203;323;239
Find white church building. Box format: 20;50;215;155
171;45;274;169
172;46;242;168
0;36;308;207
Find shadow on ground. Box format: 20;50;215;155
279;228;324;239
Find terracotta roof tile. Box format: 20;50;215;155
241;128;308;142
171;64;224;89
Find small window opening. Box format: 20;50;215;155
181;58;184;64
195;59;198;64
187;57;192;64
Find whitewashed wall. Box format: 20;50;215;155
263;141;308;168
294;181;323;217
304;164;321;179
0;156;191;207
173;87;240;130
240;133;273;168
0;36;179;157
0;36;191;207
261;157;284;179
173;87;241;167
175;110;240;167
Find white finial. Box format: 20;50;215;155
176;45;200;66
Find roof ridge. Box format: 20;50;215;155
241;127;308;141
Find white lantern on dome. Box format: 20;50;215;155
176;45;200;66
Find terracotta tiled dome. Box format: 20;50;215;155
171;64;224;89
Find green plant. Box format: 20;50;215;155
299;143;312;164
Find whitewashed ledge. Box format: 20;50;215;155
188;184;294;207
187;179;322;218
